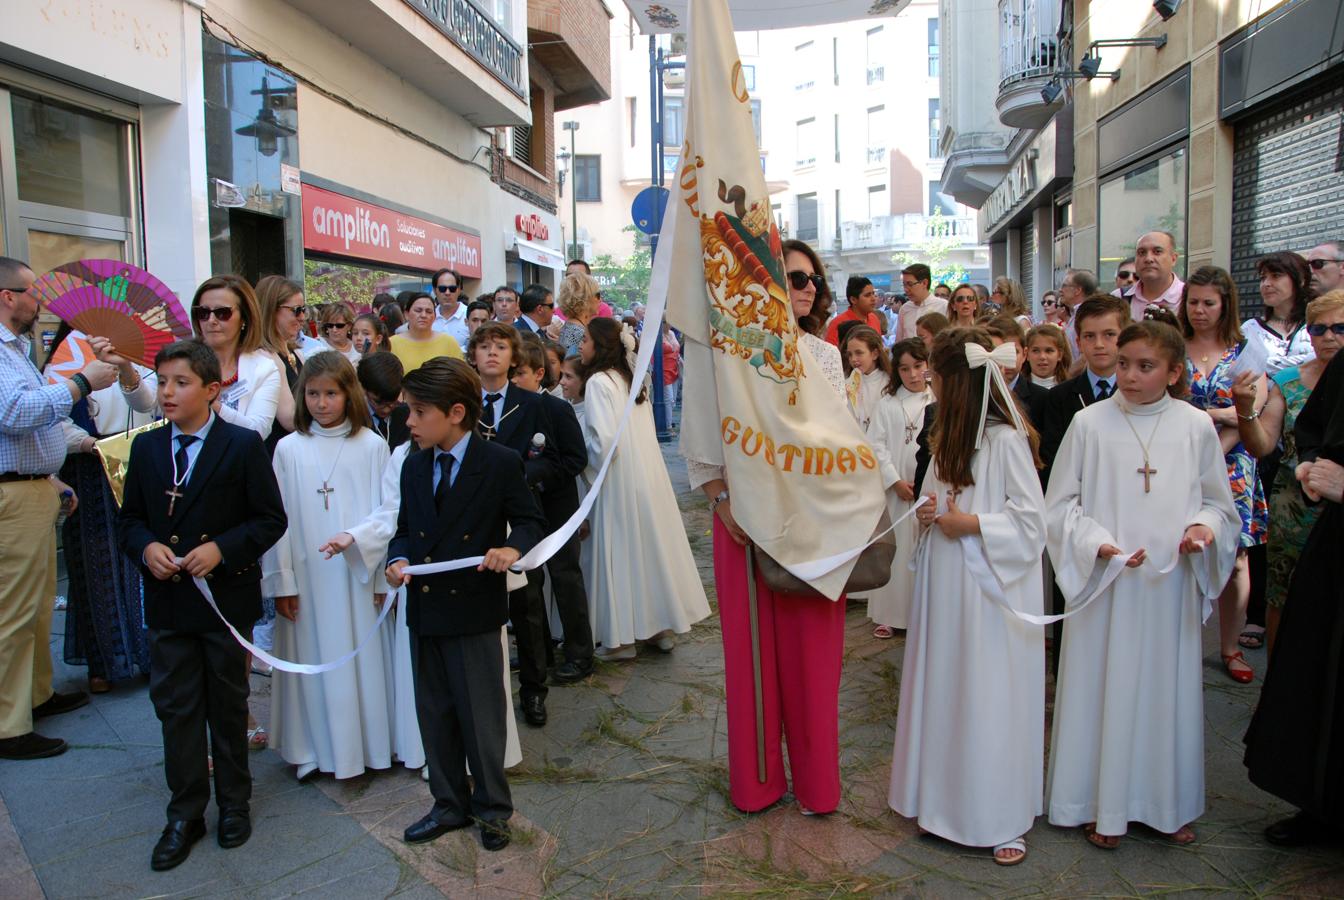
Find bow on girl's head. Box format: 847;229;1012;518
964;342;1028;449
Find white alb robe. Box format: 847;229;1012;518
888;424;1046;847
1044;393;1238;835
582;371;710;648
848;368;891;432
343;441;523;772
263;422;394;779
866;384;933;628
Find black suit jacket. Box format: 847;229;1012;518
534;390;587;523
389;434;547;637
913;403;936;494
486;383;566;491
118;418;287;632
1012;376;1049;431
1041;372;1105;487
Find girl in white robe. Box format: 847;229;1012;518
888;328;1046;865
1045;322;1238;848
842;325;892;432
865;338;934;634
264;353;395;780
578;319;710;658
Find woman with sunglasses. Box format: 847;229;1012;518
686;239;849;818
990;277;1032;329
317;302;361;364
191;275;282;441
255;275;308;453
389;293;463;374
948;284;980;328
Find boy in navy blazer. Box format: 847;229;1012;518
118;341;286;871
387;357;547;853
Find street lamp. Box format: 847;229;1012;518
562;121;580;260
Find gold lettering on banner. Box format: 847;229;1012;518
680;145;704;217
719;417;878;478
730;62;750;104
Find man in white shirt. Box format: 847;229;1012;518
1305;240;1344;295
895;264;948;341
1123;232;1184;321
430;268;469;347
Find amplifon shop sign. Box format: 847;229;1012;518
303;183;482;278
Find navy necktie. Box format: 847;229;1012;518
481;392;503;433
1094;380;1111;401
435;453;454;511
174;435;198;476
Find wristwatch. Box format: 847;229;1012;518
712;489;730;509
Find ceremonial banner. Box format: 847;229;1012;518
660;0;886;599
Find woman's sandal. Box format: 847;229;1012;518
1083;823;1120;850
873;625;895;639
1166;824;1197;845
1222;651;1254;684
1237;629;1264;650
992;838;1027;866
247;725;268;751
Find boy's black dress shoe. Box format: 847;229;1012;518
151;819;206;871
522;695;547;727
403;813;470;844
0;732;66;759
552;660;592;684
480;821;511;852
33;690;89;719
1265;812;1332;847
218;807;251;848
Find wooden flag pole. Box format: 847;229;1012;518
744;543;767;784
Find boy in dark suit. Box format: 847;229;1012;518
513;335;594;682
118;341;287;871
467;322;567;726
358;352;410;447
387;357;546;852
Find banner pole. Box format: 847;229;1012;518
744;543;767;784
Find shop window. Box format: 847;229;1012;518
868;184;888;220
795;42;815;91
1097;146;1186;285
663;96;685;147
574;154;601;202
12;93;130;217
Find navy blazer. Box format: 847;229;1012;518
118;418;287;632
487;383;566;491
389;433;547;637
534;390;587;524
1040;371;1105;487
1012;376;1049;431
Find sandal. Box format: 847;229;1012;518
1238;629;1264;650
873;625;895;639
1222;652;1254;684
1166;823;1197;845
1083;823;1120;850
247;725;268;750
992;837;1026;866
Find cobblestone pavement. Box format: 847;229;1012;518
2;445;1342;898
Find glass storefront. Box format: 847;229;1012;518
303;258;433;312
1097;146;1187;285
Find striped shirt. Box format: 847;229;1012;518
0;322;72;475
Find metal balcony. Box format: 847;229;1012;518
996;0;1060;130
867;65;886;85
867;146;887;166
840;214;979;252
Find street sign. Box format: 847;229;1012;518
631;186;671;235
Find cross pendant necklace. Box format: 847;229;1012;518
478;403;517;441
167;444;190;516
316;435;349;511
1119;404;1168;493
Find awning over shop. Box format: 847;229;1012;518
623;0;911;34
513;237;565;270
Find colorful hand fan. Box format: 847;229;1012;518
31;260;192;368
43;330;95;386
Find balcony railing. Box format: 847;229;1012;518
866;146;887;165
998;0;1058;90
840;214;978;251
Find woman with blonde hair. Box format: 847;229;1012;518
319;301;361;364
557;272;602;356
991;277;1032;329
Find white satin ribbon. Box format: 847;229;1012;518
964;342;1028;450
781;495;928;583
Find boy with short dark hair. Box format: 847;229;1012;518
984;315;1048;429
357;352;409;447
118;340;287;872
387;357;547;852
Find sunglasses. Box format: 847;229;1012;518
787;271;826;291
1042;299;1057;307
322;322;350;331
1308;258;1342;270
1307;322;1344;336
279;304;306;317
436;284;459;293
192;305;235;322
1116;270;1136;279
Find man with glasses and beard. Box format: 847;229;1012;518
0;256;119;760
430;268;470;347
1305;241;1344;295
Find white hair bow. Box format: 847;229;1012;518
964;341;1028;449
619;322;639;371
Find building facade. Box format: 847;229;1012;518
0;0;607;351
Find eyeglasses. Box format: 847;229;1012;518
322;322;350;332
192;305;235;322
538;302;555;309
1116;270;1137;279
787;271;826;291
0;286;29;293
1308;258;1343;270
991;289;1005;297
1307;322;1344;336
279;304;306;317
436;284;460;293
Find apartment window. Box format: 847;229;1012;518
795;117;817;167
834;114;841;163
833;37;840;86
928;18;940;78
575;154;601;202
740;65;756;92
628;98;637;147
834;188;842;240
750;99;763;147
491;0;514;34
868;184;888;220
795;42;815;90
866;27;885;85
796;193;818;241
663;96;685;148
928;98;941;158
1098;146;1187;285
928;179;956;216
866;106;886;166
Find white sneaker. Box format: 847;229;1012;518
421;765;429;782
650;632;676;653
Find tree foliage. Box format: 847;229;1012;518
892;210;969;288
590;226;653;311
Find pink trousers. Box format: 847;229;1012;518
713;518;846;813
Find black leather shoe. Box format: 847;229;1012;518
552;660;593;684
480;820;511;852
403;813;470;844
33;690;89;719
150;819;206;871
217;807;251;849
1265;812;1327;847
522;695;547;727
0;732;67;760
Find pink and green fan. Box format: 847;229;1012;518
31;259;192;367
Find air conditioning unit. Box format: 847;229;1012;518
663;69;686;87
